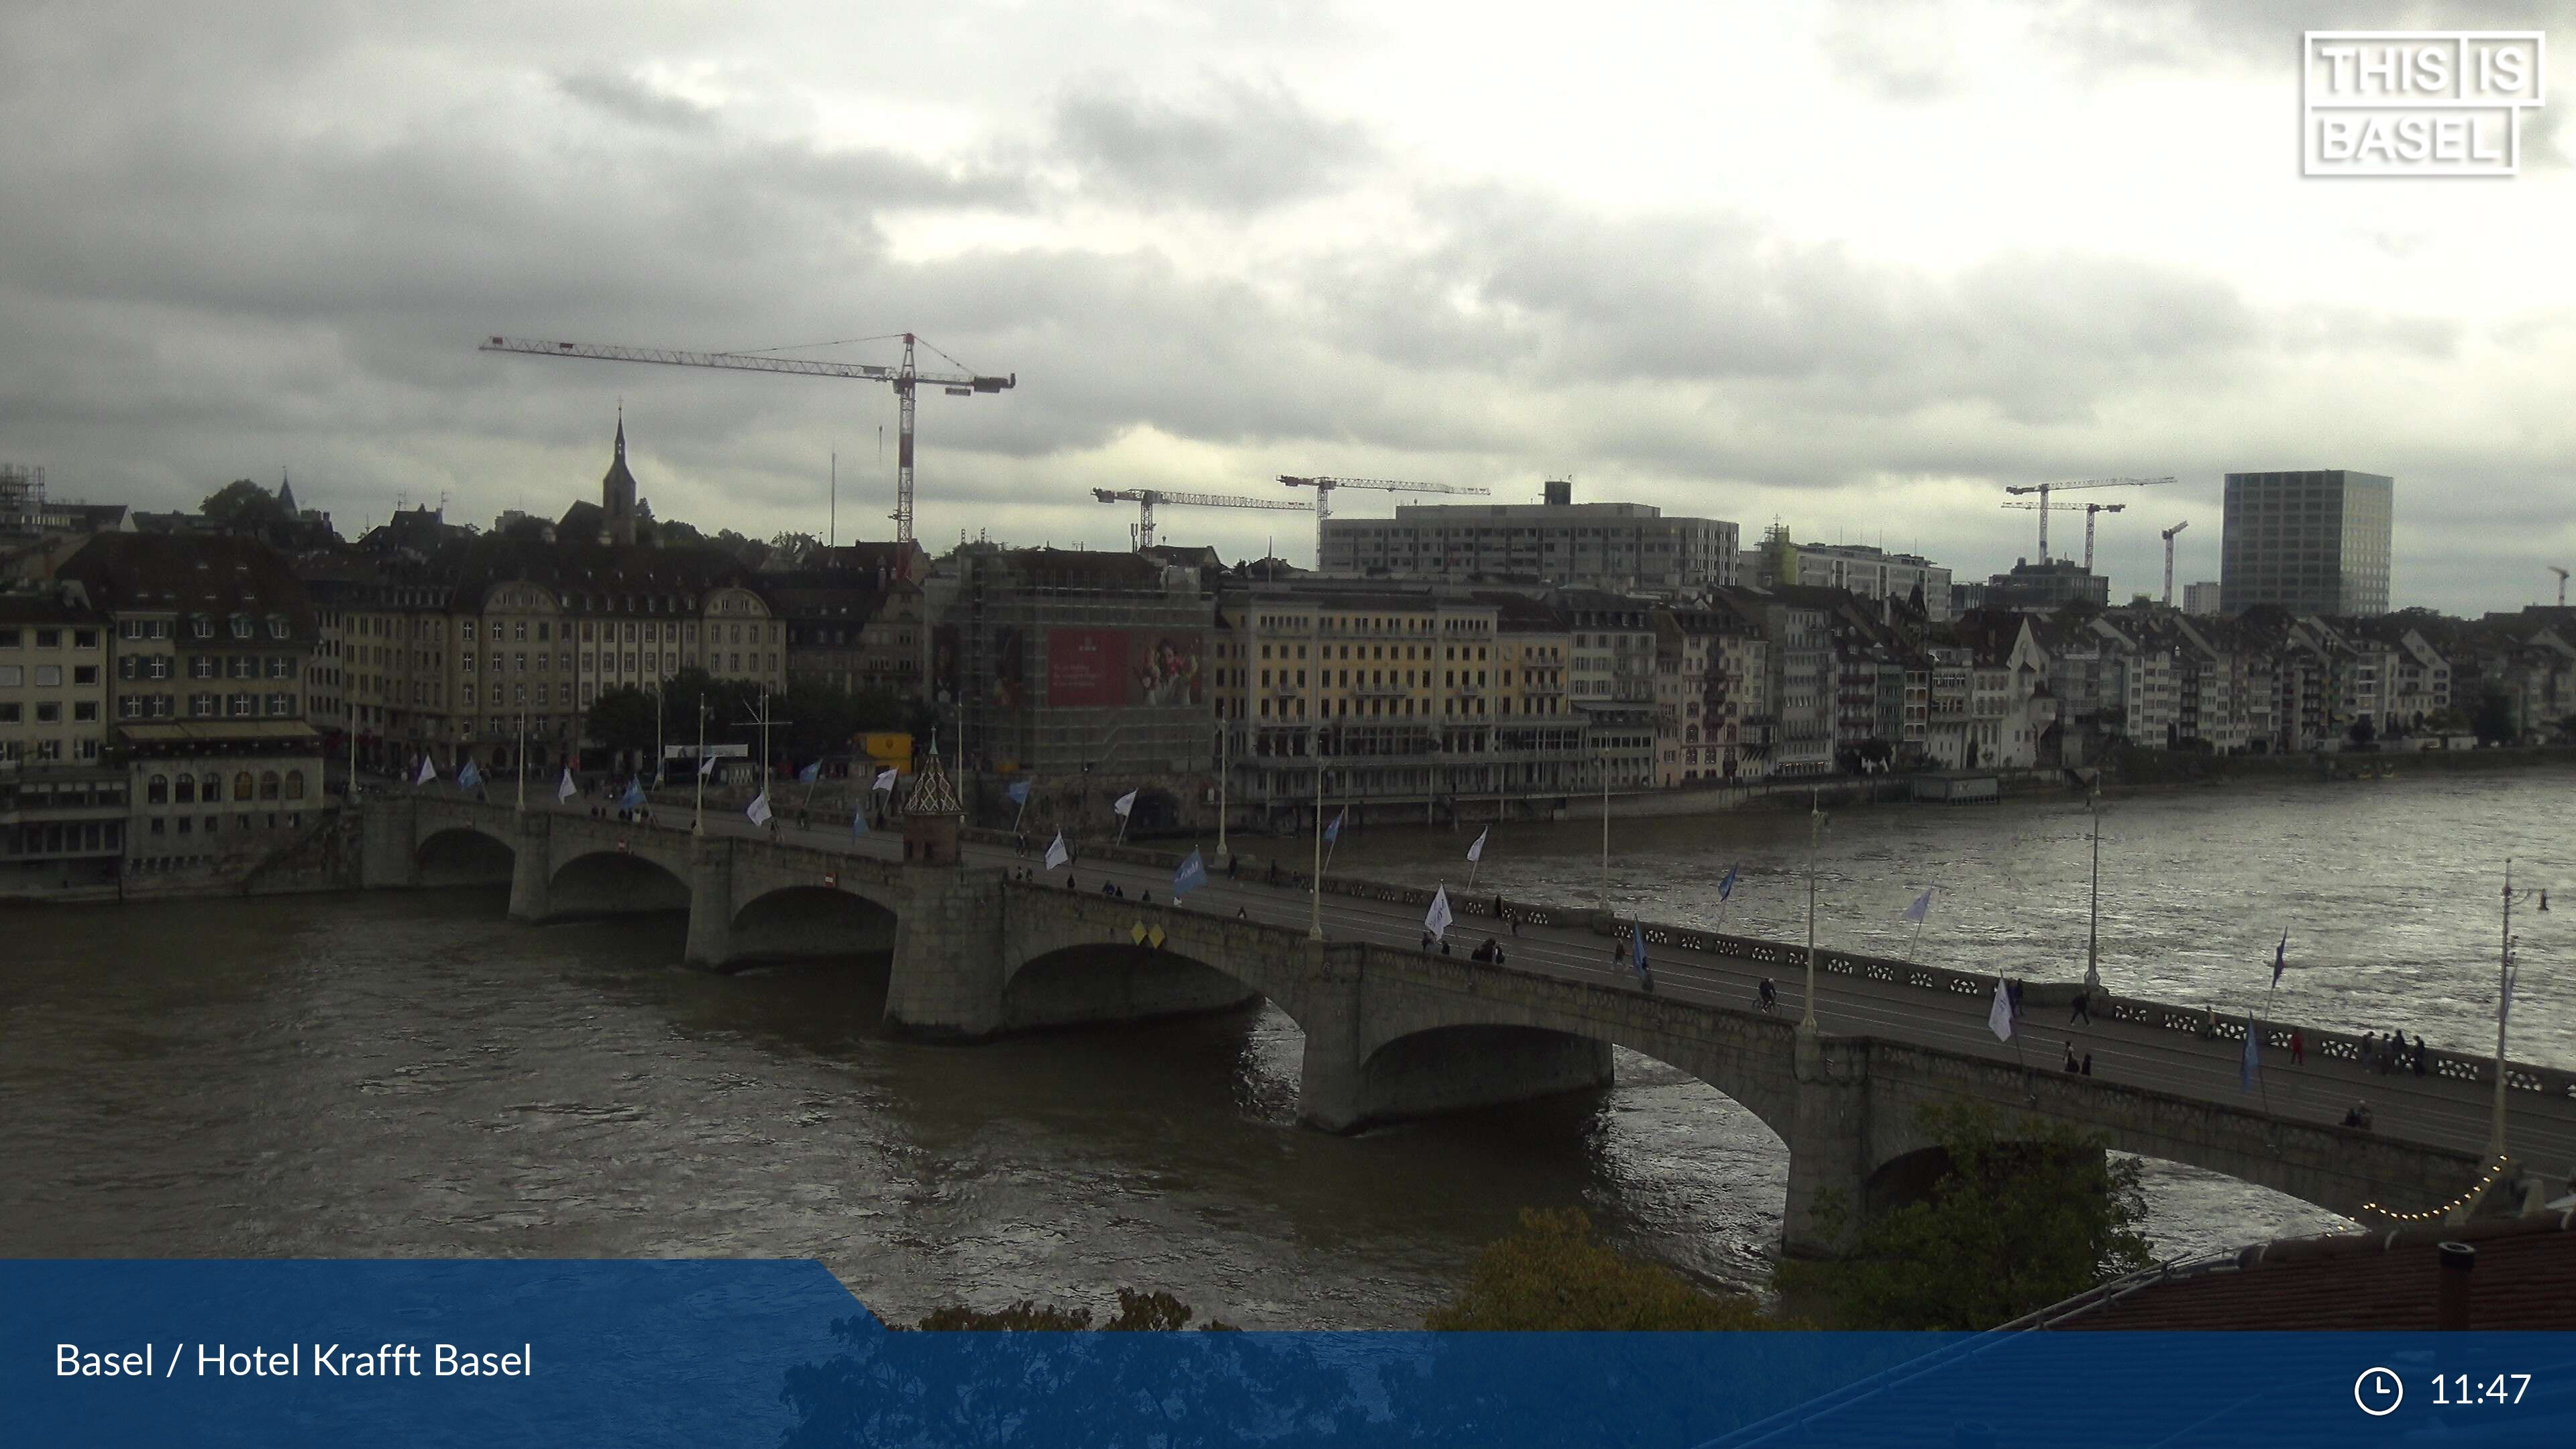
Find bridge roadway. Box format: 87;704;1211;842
636;798;2576;1196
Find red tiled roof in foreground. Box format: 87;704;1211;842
2039;1208;2576;1331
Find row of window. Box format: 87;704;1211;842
113;693;299;719
118;616;290;641
473;619;778;645
0;663;99;689
139;811;303;840
115;655;295;682
0;628;102;650
0;737;103;762
144;770;309;804
1;819;124;857
0;701;101;723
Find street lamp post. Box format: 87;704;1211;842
1803;788;1823;1031
1597;751;1611;913
1215;710;1228;859
2493;859;2547;1162
515;712;527;812
1308;722;1324;941
692;698;708;837
2084;788;2104;994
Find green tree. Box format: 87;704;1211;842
1425;1208;1786;1330
1776;1104;2154;1330
584;685;659;762
199;479;290;537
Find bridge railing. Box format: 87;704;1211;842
416;800;2576;1108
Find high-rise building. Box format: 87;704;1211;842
1320;482;1737;595
2182;581;2222;617
2219;470;2393;617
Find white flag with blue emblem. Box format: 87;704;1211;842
1007;780;1031;805
798;760;820;785
1324;807;1344;846
1425;886;1453;939
1174;849;1207;897
414;755;437;786
556;767;577;802
1988;979;2014;1042
1466;826;1487;864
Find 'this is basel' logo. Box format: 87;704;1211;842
2304;32;2546;176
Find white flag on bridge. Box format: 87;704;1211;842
1987;979;2015;1043
1466;826;1487;865
747;792;773;827
1044;831;1071;871
1425;886;1454;940
1113;789;1138;818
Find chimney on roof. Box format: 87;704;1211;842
1544;478;1572;506
2436;1240;2474;1330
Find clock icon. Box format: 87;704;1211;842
2355;1366;2404;1417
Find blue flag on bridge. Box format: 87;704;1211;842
798;761;820;785
1717;863;1739;902
1007;780;1031;805
1174;849;1207;897
619;780;645;810
1324;808;1344;846
1631;924;1652;989
851;804;868;839
456;760;482;792
2272;928;2288;986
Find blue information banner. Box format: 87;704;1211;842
9;1260;2576;1446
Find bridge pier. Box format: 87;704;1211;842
882;867;1008;1038
1782;1030;1872;1258
359;794;421;889
684;834;735;969
506;809;551;922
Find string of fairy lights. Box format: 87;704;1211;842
2361;1155;2512;1224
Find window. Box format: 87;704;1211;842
537;621;551;643
233;772;255;802
74;701;97;722
201;773;220;800
260;771;280;800
34;702;60;723
189;656;213;680
229;694;253;717
488;652;502;674
34;664;60;687
0;665;16;686
284;771;305;800
117;697;140;720
191;693;215;718
120;620;144;641
176;775;196;804
148;775;169;804
191;617;213;640
463;684;476;706
74;629;98;649
229;616;252;640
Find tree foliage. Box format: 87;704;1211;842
200;479;290;538
2472;684;2518;745
1775;1104;2154;1331
1425;1208;1786;1331
583;685;660;762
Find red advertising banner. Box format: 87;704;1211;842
1046;629;1129;708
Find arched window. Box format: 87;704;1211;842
260;771;280;800
284;770;306;801
147;774;168;804
176;775;197;803
233;771;256;802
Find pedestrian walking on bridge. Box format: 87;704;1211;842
2068;991;2092;1025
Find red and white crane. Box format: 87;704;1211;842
480;334;1014;545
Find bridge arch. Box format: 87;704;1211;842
548;849;691;917
725;884;901;967
1002;941;1263;1033
415;824;515;887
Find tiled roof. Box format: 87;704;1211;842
53;534;317;638
2043;1208;2576;1331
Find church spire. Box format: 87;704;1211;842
601;408;638;547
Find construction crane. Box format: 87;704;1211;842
1091;488;1309;551
480;334;1014;545
1277;475;1491;568
2161;520;2190;606
2553;566;2570;606
2002;477;2174;559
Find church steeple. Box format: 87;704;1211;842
601;407;638;547
277;468;297;516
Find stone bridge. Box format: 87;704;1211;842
361;796;2547;1255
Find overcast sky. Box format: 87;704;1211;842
5;1;2573;612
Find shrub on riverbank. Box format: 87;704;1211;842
1425;1207;1794;1330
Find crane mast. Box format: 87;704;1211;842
480;333;1013;545
1276;474;1492;569
2002;476;2174;559
2552;566;2570;607
1091;488;1309;551
2161;520;2190;606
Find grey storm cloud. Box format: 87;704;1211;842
0;1;2565;608
1047;76;1377;211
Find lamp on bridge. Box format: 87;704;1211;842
2493;860;2555;1164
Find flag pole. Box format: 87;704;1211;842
1907;897;1929;963
692;698;706;837
1214;711;1228;859
515;712;527;811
